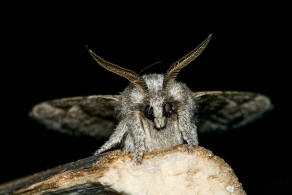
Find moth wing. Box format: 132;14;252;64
193;91;273;133
30;95;120;139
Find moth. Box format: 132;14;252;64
30;34;272;164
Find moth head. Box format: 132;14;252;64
140;74;192;130
87;34;212;129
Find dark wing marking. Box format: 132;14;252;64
42;183;121;195
193;91;273;133
0;154;122;195
30;95;120;139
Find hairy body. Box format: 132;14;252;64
96;74;198;162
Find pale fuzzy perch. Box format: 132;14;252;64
0;145;246;195
98;145;246;195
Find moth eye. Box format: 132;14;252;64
163;102;173;117
144;105;154;121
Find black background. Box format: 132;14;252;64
2;1;291;194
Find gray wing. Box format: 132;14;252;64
193;91;273;133
30;95;120;139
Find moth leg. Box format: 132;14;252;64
128;112;146;164
178;109;199;153
94;119;128;155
